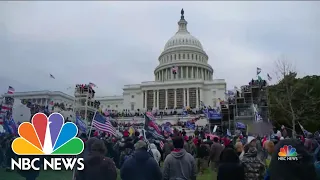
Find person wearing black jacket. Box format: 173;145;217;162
218;148;245;180
196;140;210;174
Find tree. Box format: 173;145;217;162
269;58;320;135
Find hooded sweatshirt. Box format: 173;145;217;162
120;149;162;180
163;149;196;180
150;143;161;164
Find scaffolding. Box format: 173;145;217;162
73;84;100;125
221;79;269;134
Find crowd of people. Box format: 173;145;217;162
2;125;320;180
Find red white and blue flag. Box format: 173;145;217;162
92;112;116;136
7;86;15;94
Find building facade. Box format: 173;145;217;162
2;90;74;107
98;10;226;112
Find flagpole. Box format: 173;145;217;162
88;110;97;138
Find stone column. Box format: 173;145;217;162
162;70;164;81
196;88;199;108
144;91;147;109
183;88;186;107
156;90;159;109
196;67;198;79
187;88;190;107
171;68;174;80
174;89;177;109
202;69;205;80
165;89;168;108
200;88;203;105
181;66;184;79
153;90;156;109
191;67;194;79
186;67;189;79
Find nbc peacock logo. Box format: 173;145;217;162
278;145;298;161
11;113;85;171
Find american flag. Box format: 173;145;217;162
0;86;15;124
172;66;178;74
159;141;164;149
145;112;161;134
92;112;116;136
89;82;97;88
7;86;15;94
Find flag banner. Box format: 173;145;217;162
227;129;231;136
7;86;15;94
257;67;262;75
172;66;178;74
186;121;195;130
92;112;116;136
298;121;309;137
76;116;87;133
89;82;97;88
236;122;246;129
267;73;272;81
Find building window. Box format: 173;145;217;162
115;105;118;108
179;54;181;59
131;95;134;98
107;105;110;108
187;54;189;59
183;54;185;59
192;54;193;59
213;91;216;96
131;103;134;111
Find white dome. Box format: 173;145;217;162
163;14;203;51
164;33;203;51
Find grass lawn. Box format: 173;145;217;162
1;168;216;180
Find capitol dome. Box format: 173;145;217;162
154;9;213;82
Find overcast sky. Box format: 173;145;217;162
1;2;319;96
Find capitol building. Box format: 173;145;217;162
98;10;226;112
2;10;226;118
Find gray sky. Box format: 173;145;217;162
1;2;319;96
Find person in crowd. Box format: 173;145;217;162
241;147;265;180
205;136;213;147
163;139;174;160
235;142;245;160
76;139;117;180
194;128;199;137
119;137;134;166
196;139;210;174
183;136;191;153
163;136;196;180
150;143;161;165
182;129;187;136
123;128;129;137
210;137;224;172
263;140;274;180
218;148;245;180
120;140;162;180
269;139;317;180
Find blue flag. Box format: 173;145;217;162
4;117;17;135
76;116;87;133
186;121;195;130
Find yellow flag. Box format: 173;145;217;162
129;127;135;136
